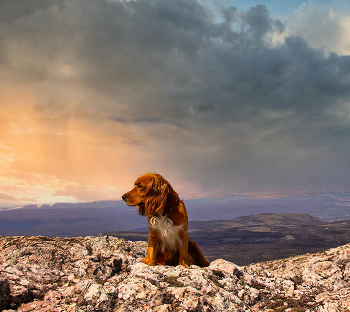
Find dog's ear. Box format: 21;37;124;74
165;182;178;210
145;176;169;216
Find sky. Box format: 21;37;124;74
1;0;350;207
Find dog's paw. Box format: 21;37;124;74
179;259;190;268
142;256;156;266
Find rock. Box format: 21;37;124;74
0;235;350;311
0;276;10;311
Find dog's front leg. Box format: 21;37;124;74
142;232;158;266
178;231;190;268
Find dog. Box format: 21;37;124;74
122;173;210;268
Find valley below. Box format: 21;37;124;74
1;198;350;266
103;213;350;265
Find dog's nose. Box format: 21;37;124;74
122;194;126;201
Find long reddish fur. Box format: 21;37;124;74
122;173;210;268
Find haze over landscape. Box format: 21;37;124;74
1;0;350;222
3;4;350;310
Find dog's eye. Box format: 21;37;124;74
137;184;143;189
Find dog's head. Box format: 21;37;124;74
122;173;178;216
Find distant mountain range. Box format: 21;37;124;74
1;192;350;238
104;213;350;265
0;201;145;237
1;198;350;265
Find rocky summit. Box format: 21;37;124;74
0;236;350;312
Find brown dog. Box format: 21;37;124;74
122;173;210;268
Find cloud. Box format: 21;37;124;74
0;193;17;201
0;0;350;205
0;0;64;23
281;3;350;55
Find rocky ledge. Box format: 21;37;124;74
0;236;350;312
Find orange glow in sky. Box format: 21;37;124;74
1;0;350;207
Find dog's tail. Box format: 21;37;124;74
188;240;210;267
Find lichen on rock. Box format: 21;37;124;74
0;235;350;311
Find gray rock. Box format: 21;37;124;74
0;276;10;311
0;235;350;311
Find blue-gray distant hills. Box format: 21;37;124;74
1;193;350;237
103;213;350;265
1;197;350;265
0;201;140;237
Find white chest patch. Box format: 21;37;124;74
150;215;184;251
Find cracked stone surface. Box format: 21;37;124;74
0;235;350;311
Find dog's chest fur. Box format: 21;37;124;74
150;215;184;251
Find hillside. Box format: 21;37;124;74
1;192;350;237
0;202;146;237
0;235;350;311
103;213;350;265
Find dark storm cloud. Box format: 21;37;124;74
2;0;350;194
0;0;64;23
110;117;187;129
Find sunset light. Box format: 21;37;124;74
1;0;350;208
